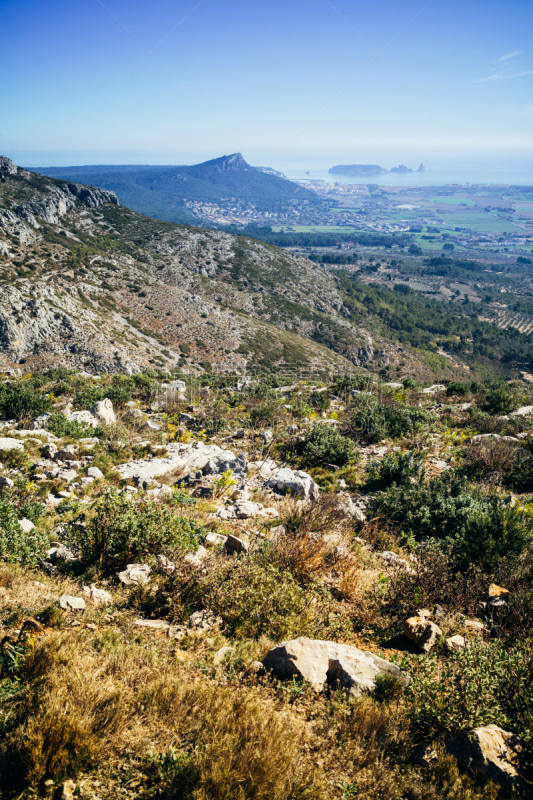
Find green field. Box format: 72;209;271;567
428;197;476;206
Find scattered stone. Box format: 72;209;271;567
48;544;77;562
68;410;98;428
403;616;442;653
204;532;227;547
42;442;58;459
446;634;467;651
59;595;86;612
81;584;112;606
56;469;78;483
0;438;24;452
134;619;170;630
187;609;222;632
464;620;486;633
0;476;14;489
85;623;97;631
29;412;52;430
117;563;151;585
91;398;115;426
379;551;414;573
154;554;176;575
447;725;532;798
263;637;409;693
225;533;249;554
265;467;320;500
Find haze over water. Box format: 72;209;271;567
274;150;533;187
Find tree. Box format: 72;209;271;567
443;243;455;251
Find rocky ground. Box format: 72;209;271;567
0;368;532;798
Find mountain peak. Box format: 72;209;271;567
198;152;250;172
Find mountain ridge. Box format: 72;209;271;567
30;154;318;225
0;155;405;378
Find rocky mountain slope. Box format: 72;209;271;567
0;155;404;377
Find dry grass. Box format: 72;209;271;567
0;630;326;799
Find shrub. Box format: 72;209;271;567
405;639;533;746
484;387;520;414
0;499;48;565
298;423;358;468
346;396;431;443
365;450;424;490
445;382;470;397
0;386;49;421
46;413;92;439
64;490;206;573
367;471;532;570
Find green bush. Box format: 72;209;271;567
46;413;92;439
0;386;49;421
64;490;206;573
298;423;358;468
406;639;533;745
73;384;132;411
365;450;424;490
367;471;532;570
347;396;431;443
0;499;49;565
484;387;520;414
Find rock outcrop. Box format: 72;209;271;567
262;637;409;693
447;725;532;798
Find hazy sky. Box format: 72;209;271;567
3;0;533;169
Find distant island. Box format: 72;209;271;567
329;163;419;176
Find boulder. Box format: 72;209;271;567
81;584;112;606
204;532;227;547
59;595;86;612
403;616;442;653
0;438;24;452
117;563;151;585
225;534;249;554
68;410;98;428
115;442;247;484
19;518;35;533
447;725;532;798
91;398;115;426
0;476;14;489
265;468;320;500
87;466;104;479
446;634;467;651
55;445;79;462
29;412;52;430
42;442;58;459
262;636;409;693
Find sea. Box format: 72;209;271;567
271;151;533;188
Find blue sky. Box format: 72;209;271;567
3;0;533;169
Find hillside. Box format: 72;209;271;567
0;155;412;378
32;153;319;224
